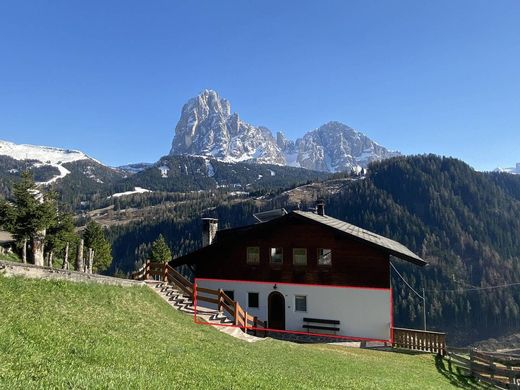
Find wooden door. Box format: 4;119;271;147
268;291;285;330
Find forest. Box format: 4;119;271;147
105;155;520;344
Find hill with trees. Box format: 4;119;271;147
105;155;520;345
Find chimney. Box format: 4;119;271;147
316;200;325;216
202;218;218;247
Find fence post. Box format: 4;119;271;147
234;301;239;326
145;260;150;280
218;289;223;312
163;263;168;282
253;316;258;336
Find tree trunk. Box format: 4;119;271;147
32;233;45;267
62;242;69;270
76;239;84;272
22;239;27;264
48;251;54;268
89;249;94;274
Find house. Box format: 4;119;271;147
170;202;426;341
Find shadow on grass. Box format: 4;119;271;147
434;355;490;389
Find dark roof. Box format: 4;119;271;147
291;211;425;266
171;211;426;267
253;208;288;223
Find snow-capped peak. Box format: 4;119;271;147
0;139;91;165
495;163;520;175
169;90;399;172
0;139;95;185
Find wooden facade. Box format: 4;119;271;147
172;213;401;288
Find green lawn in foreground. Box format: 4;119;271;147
0;276;481;389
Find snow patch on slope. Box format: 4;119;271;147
109;187;151;198
0;139;93;185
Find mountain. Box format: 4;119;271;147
278;121;399;172
170;90;285;165
170;90;398;172
495;163;520;175
0;140;126;202
0;139;93;184
123;154;329;193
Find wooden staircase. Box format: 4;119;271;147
132;261;267;336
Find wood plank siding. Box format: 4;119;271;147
189;214;391;288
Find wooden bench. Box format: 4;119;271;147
302;318;340;334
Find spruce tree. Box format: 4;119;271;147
150;234;171;263
1;172;56;265
83;220;112;273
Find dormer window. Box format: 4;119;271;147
246;247;260;264
317;248;332;266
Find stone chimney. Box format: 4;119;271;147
316;200;325;216
202;218;218;247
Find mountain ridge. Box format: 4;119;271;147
170;89;398;173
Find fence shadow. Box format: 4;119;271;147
434;355;489;389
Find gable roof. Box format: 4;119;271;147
171;210;426;268
291;211;425;266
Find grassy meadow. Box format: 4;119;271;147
0;276;482;389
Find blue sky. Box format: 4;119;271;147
0;1;519;170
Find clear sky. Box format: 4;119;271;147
0;1;519;170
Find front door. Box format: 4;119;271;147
268;291;285;330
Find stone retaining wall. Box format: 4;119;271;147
0;260;144;288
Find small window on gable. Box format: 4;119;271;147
224;290;234;300
317;248;332;266
295;295;307;312
293;248;307;266
270;248;283;264
248;292;259;308
246;247;260;264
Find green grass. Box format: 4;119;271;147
0;276;482;389
0;252;20;262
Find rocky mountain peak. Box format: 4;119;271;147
170;90;399;172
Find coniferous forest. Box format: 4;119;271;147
103;155;520;345
2;154;520;345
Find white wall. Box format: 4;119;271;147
196;279;391;341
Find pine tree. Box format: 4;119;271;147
83;220;112;273
150;234;171;263
0;172;56;265
45;212;79;268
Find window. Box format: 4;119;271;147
317;248;332;266
246;247;260;264
224;290;234;300
295;295;307;312
293;248;307;266
270;247;283;264
248;292;259;308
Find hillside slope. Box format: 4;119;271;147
0;276;475;389
320;155;520;344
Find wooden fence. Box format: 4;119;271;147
392;327;446;355
131;261;267;337
446;348;520;389
196;285;268;336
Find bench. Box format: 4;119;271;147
302;317;340;334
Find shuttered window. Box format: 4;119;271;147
270;247;283;264
248;292;259;308
293;248;307;266
246;247;260;264
295;295;307;312
317;248;332;266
